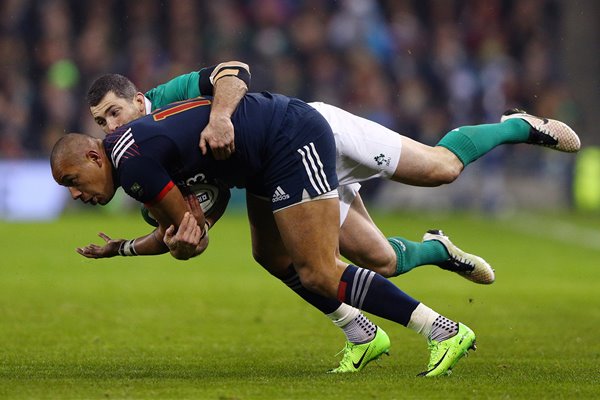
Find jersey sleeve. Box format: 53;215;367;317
145;62;251;110
144;72;201;110
118;156;175;205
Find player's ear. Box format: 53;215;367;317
86;149;103;167
134;92;146;115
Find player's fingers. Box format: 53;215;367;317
178;213;193;235
199;136;208;155
98;232;111;242
77;247;96;258
164;225;175;240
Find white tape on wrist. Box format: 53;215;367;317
119;239;138;256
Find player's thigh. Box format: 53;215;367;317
339;193;396;276
246;193;292;278
393;136;463;186
273;197;344;297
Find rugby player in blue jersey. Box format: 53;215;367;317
73;63;580;374
51;92;482;377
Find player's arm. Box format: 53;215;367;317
145;61;250;160
200;62;250;159
76;229;169;258
117;153;208;260
76;190;220;260
144;61;251;108
147;183;209;260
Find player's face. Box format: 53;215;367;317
90;91;146;134
54;156;116;206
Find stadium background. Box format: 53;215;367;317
0;0;598;217
1;2;599;398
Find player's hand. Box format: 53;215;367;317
76;232;123;259
163;212;205;260
199;114;235;160
183;193;204;224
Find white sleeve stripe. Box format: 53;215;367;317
297;147;322;194
110;128;133;165
113;138;135;167
302;143;329;193
308;142;331;191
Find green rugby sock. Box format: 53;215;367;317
387;237;449;276
437;118;530;166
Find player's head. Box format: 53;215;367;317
51;133;116;206
87;74;147;134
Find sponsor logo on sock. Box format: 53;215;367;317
272;186;290;202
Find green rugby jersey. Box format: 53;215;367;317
144;71;202;110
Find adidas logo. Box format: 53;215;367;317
272;186;290;202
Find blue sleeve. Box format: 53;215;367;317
118;156;174;205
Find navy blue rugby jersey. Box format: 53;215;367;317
103;92;290;205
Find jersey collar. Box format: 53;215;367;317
144;97;153;115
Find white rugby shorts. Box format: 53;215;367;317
309;102;403;226
309;102;402;186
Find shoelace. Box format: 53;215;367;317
334;342;355;369
450;254;475;269
426;340;442;368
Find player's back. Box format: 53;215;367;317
106;93;291;188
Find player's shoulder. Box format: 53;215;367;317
104;127;141;169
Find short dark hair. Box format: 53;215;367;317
87;74;138;107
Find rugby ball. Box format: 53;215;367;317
141;182;225;227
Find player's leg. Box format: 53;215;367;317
246;193;390;372
274;196;476;376
339;191;442;276
437;109;580;168
394;110;580;184
311;101;579;188
338;185;495;283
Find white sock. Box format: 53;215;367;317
407;303;458;341
326;303;377;344
407;302;440;338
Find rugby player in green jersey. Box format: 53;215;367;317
78;61;579;375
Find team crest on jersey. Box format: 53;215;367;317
130;182;143;197
374;153;391;167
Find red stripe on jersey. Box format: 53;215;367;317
152;99;211;121
337;281;347;303
145;181;175;206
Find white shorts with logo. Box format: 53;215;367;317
309;102;403;226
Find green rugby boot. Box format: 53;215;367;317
418;322;476;377
328;327;390;373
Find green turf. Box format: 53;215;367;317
1;210;599;399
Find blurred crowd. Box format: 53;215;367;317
0;0;581;165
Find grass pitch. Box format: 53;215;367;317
1;209;599;399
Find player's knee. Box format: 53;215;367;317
296;267;330;296
368;252;397;278
251;250;289;279
432;148;463;184
344;248;396;277
434;163;461;185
